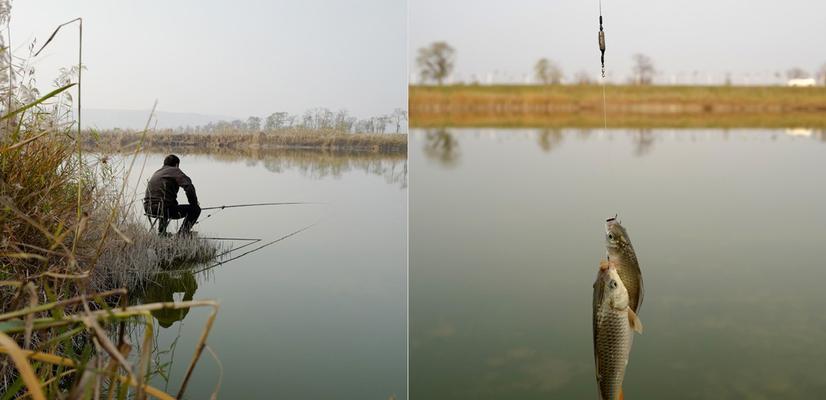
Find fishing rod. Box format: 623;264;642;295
200;202;324;211
194;201;327;226
161;218;322;275
192;220;319;274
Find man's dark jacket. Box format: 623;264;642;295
143;165;199;208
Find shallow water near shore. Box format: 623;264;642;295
410;127;826;399
123;152;407;398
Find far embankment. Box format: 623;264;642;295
87;129;407;156
410;85;826;128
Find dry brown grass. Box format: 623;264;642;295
88;128;408;155
1;16;220;398
410;84;826;128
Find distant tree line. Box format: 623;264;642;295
166;108;408;135
416;41;826;87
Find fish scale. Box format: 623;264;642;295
594;305;633;400
613;248;642;312
593;264;640;400
606;219;644;313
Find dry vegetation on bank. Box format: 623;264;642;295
410;84;826;128
88;129;408;155
1;9;220;398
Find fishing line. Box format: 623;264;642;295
211;238;263;259
159;206;331;274
198;236;263;256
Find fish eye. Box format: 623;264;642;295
609;279;617;289
608;233;614;240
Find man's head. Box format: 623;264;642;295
163;154;180;167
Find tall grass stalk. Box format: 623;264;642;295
33;17;83;257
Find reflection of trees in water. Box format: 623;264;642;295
423;129;460;167
576;129;594;140
631;129;655;157
139;148;407;187
536;128;564;152
257;153;407;187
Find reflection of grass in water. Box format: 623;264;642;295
411;112;826;129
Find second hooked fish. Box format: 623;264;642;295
605;216;644;313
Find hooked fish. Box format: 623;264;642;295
593;260;643;400
605;216;643;313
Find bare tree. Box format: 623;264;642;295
786;67;810;80
631;54;656;85
391;108;408;133
265;112;289;130
534;58;563;85
416;41;455;85
246;116;261;132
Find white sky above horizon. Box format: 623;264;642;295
9;0;407;120
410;0;826;85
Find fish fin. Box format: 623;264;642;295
599;259;611;271
628;308;643;334
619;387;624;400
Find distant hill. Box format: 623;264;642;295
82;109;238;130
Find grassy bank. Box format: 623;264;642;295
1;17;220;398
88;129;408;155
410;84;826;128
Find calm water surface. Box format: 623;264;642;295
128;152;407;399
411;128;826;399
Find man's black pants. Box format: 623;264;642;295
144;202;201;234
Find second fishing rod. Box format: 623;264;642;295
194;201;328;225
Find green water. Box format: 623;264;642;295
410;128;826;399
130;152;407;399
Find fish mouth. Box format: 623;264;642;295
605;214;619;235
605;214;618;226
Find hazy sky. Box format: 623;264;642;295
411;0;826;84
10;0;407;119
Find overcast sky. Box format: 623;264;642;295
10;0;407;119
411;0;826;84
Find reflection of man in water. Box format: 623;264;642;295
144;273;198;328
143;155;201;235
